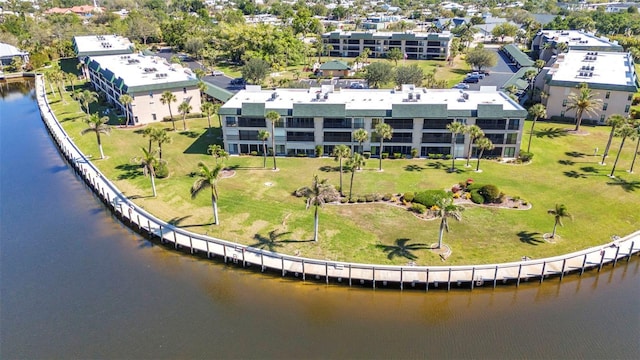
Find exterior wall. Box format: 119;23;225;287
323;33;451;60
544;84;634;124
222;115;524;159
87;66;201;125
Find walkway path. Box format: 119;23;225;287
35;75;640;290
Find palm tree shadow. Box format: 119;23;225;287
606;178;640;192
563;170;587;179
426;161;448;171
115;163;143;180
168;215;192;226
376;238;429;261
565;151;586;158
579;166;600;175
404;164;424;172
319;165;341;172
535;127;568;138
558;159;575;166
250;230;291;252
517;231;543;245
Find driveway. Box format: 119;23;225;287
464;48;518;91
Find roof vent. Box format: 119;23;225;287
270;92;278;100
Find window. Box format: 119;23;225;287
152;114;156;121
506;133;518;144
562;99;567;107
183;88;187;94
323;132;351;142
225;116;237;127
503;147;516;158
352;118;364;129
602;103;608;111
371;118;383;127
286;131;314;142
628;94;633;101
149;93;153;98
508;119;520;130
422;132;452;143
605;91;610;99
323;118;351;128
600;114;605;122
423;119;451;129
239;130;259;140
287;117;314;128
387;132;413;143
385;119;414;129
238;117;266;127
625;105;630;113
560;111;565;118
476;119;506;130
485;133;504;144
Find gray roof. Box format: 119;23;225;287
0;42;28;59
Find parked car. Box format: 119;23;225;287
349;82;365;89
453;83;470;89
212;69;224;76
230;77;246;85
467;72;485;79
462;76;479;83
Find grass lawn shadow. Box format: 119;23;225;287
536;127;568;138
250;230;291;252
319;165;342;172
183;130;216;155
563;170;587;179
565;151;586;158
606;178;640;192
426;161;449;171
517;231;543;245
404;164;425;172
376;238;429;261
558;159;575;166
115;163;143;180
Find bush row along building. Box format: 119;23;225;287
219;85;527;159
74;35;201;125
321;31;452;60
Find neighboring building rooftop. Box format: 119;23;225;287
537;30;623;51
73;35;134;57
502;44;535;68
319;60;350;71
322;30;452;40
546;51;639;92
0;42;28;59
86;53;198;93
221;85;526;117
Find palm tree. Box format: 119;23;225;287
332;144;351;194
191;162;224;225
80;113;111;159
134;147;161;197
524;69;537;100
566;83;602;132
153;128;172;160
119;94;133;127
77;90;98;116
257;129;270;168
160;91;177;131
208;144;229;165
527;104;547;153
266;111;281;170
630;127;640;173
178;101;192;131
197;80;207;95
201;102;215;135
297;175;339;242
464;125;484;167
609;121;638;178
374;122;393;171
600;114;626;165
346;153;365;200
142;127;155;152
446;120;465;172
435;197;464;249
352;128;368;154
475;137;494;172
65;72;76;93
547;204;571;239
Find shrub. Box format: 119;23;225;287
340;198;349;203
363;151;371;159
466;182;483;192
519;151;534;162
382;193;392;201
393;152;402;159
403;191;415;202
296;153;307;157
443;154;452;160
315;145;323;157
479;184;501;203
357;197;365;203
381;152;389;159
365;194;374;202
451;184;462;193
250;151;258;156
155;162;169;178
632;95;640;106
411;148;419;158
373;193;383;201
348;198;356;203
413;190;449;208
470;190;484;204
410;203;427;214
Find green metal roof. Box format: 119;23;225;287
319;60;350;71
293;103;346;117
127;79;199;94
241;102;266;116
501;67;537;92
202;81;234;102
76;49;133;57
502;44;534;68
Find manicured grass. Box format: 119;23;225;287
46;79;640;267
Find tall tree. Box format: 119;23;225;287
547;204;571;239
527;104;547;153
332;144;351;195
386;47;404;66
80;114;111;160
119;94;133;127
566;83;602;132
257;129;270;168
352;128;368;155
266;111;281;170
446;121;465;172
435;197;464;249
191;162;224;225
153;128;172;160
178;101;192;131
630;127;640;173
374;122;393;171
346;153;365;201
465;47;497;71
134;147;160;197
600;114;626;165
201;102;216;135
77;90;98;116
394;64;424;87
475;137;495;172
160;91;177;131
241;58;270;84
208;144;229;165
364;62;393;88
609;121;639;177
464;125;484;167
297;175;339;242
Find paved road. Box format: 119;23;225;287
464;48;518;91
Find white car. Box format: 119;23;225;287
453;83;470;89
212;70;224;76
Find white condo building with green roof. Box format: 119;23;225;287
219;85;527;159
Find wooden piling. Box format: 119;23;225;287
516;264;522;287
540;262;546;283
302;260;305;281
580;254;587;276
447;268;452;291
493;266;499;289
560;259;566;281
612;246;620;267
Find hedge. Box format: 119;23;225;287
413;189;450;208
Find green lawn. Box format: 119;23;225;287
46;78;640;267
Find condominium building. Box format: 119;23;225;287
84;53;201;125
321;31;452;60
73;35;134;58
219;85;527;158
542;51;639;124
531;30;623;62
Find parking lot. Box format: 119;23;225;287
461;47;518;91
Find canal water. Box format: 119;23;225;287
1;82;639;359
